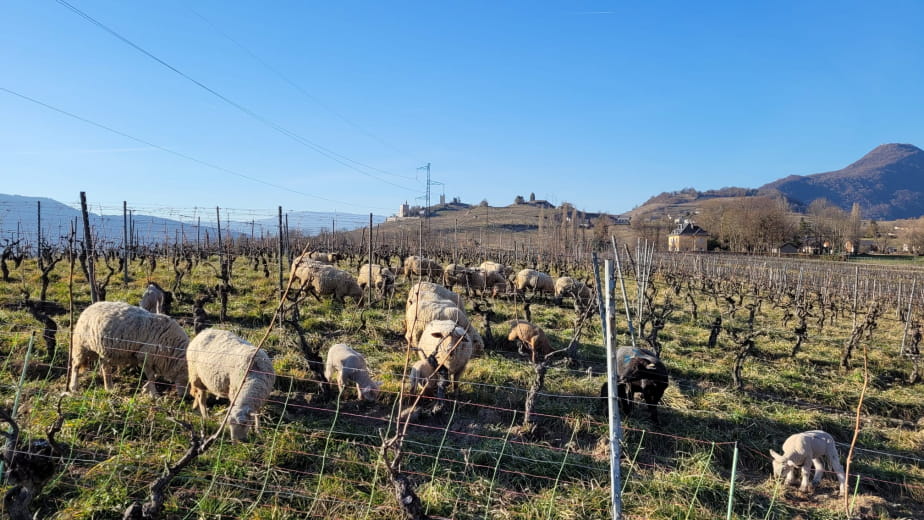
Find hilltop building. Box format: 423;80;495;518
668;221;710;252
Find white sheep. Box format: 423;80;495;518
139;282;170;314
407;281;463;308
554;276;593;306
289;254;330;287
300;265;364;304
405;298;484;356
515;269;555;297
308;251;340;264
442;263;470;290
406;358;437;395
770;430;847;495
186;328;276;442
417;319;473;390
324;343;381;401
68;301;189;397
357;263;396;300
403;255;443;281
479;261;513;279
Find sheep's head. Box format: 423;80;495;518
229;409;258;442
429;325;468;355
769;450;793;478
360;381;382;402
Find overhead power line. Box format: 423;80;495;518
0;86;391;212
54;0;422;193
187;6;417;178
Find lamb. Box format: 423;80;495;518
600;346;669;426
139;282;172;314
403;255;443;281
515;269;555;297
406;358;437;395
68;301;189;397
324;343;381;401
357;263;396;300
186;328;276;442
507;320;553;363
770;430;847;495
416;319;473;390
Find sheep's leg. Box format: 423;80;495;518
616;383;632;416
100;363;114;391
811;457;825;486
142;365;161;397
68;351;86;392
191;385;209;418
825;445;847;495
643;390;661;426
784;465;799;486
799;464;812;491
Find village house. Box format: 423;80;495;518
668;221;710;252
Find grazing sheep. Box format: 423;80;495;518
139;282;172;314
357;263;396;300
442;263;470;290
554;276;594;307
305;266;364;304
407;281;463;308
186;328;275;442
479;261;513;279
417;319;473;390
403;255;443;281
308;251;340;264
600;346;669;426
68;301;189;397
770;430;847;495
324;343;381;401
405;299;484;356
507;320;553;363
406;358;437;395
515;269;555;297
289;254;330;287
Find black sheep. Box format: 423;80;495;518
599;346;669;426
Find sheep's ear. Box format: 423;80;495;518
769;449;783;461
454;326;466;337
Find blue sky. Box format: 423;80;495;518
2;1;923;221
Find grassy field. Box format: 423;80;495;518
0;248;922;519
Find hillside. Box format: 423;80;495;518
759;143;924;219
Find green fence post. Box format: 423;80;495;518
726;442;739;520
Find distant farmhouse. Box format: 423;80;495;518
668;221;710;252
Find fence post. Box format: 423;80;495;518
604;259;622;520
726;441;738;520
277;206;284;297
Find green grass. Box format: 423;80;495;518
0;252;922;519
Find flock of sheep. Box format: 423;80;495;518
61;252;849;497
